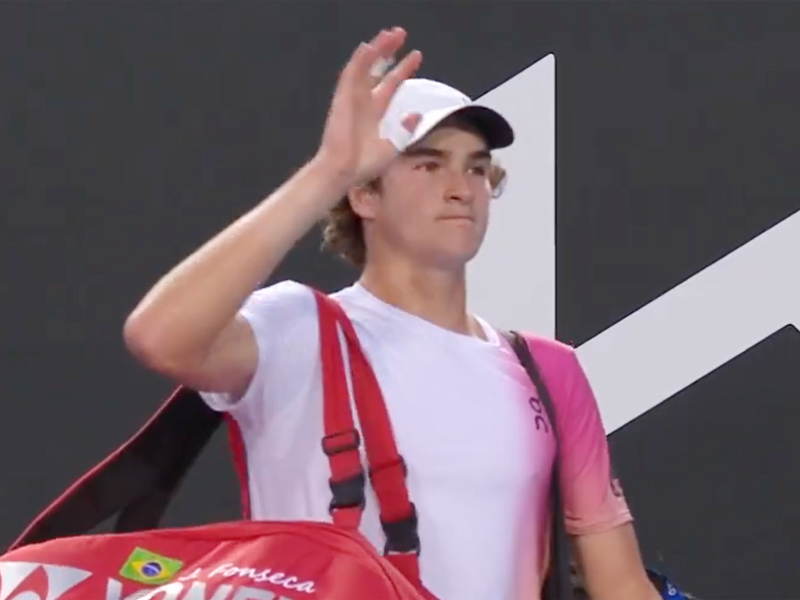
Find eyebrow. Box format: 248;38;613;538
402;147;492;161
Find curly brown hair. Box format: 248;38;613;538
320;159;507;268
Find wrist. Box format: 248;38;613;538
267;154;353;227
307;150;358;197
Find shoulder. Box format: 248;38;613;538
240;280;318;331
244;279;315;312
513;331;595;412
517;331;580;370
199;280;322;415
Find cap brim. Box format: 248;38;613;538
408;104;515;150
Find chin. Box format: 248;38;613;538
422;244;483;270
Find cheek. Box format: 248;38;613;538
381;178;437;219
375;188;435;238
474;191;492;222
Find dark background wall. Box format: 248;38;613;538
2;2;799;599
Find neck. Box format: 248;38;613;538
359;258;483;338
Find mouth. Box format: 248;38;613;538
439;215;474;222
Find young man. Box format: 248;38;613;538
124;27;660;600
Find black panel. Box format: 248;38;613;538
610;326;800;599
555;6;800;344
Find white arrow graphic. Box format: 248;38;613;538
467;53;799;433
0;562;38;600
577;208;800;433
0;562;91;600
41;564;92;600
467;54;556;339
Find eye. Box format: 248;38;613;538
469;165;489;176
415;161;440;172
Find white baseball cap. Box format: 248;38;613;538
379;78;515;152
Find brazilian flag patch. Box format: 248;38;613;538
119;547;184;586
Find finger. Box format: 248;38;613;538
369;55;396;83
373;49;423;111
332;40;379;105
370;26;407;59
327;42;366;119
371;27;403;49
329;29;406;116
362;27;407;82
335;27;402;92
335;41;370;91
360;28;401;87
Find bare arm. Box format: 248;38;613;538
123;27;423;397
571;523;661;600
123;158;350;396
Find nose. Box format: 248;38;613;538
444;168;474;203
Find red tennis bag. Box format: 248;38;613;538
0;289;437;600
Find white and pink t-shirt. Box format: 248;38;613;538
200;280;632;600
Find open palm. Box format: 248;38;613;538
318;28;424;187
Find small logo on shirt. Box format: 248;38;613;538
528;396;551;434
610;477;625;498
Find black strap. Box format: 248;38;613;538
502;330;575;600
8;386;222;551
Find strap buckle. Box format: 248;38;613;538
381;502;421;556
321;429;361;456
328;471;366;513
322;429;366;513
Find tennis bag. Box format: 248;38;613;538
0;289;438;600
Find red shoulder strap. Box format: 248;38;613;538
313;290;436;599
314;289;367;531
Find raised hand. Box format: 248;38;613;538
316;27;423;189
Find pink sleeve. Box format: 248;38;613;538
525;335;633;536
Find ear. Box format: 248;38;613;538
348;182;379;220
